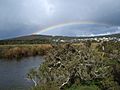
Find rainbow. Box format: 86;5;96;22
35;21;111;34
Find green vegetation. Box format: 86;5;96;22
0;35;120;89
66;85;100;90
27;41;120;90
0;34;120;89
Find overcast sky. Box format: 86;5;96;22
0;0;120;39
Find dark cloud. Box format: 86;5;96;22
39;24;120;37
0;0;120;39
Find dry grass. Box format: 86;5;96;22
0;44;53;59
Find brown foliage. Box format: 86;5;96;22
1;44;53;59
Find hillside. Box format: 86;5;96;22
95;33;120;38
10;33;120;40
0;33;119;45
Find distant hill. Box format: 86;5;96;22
11;35;54;40
0;35;77;45
9;35;76;41
0;33;119;45
8;33;120;40
95;33;120;38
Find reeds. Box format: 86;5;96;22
0;44;52;59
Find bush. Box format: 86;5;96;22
28;44;120;90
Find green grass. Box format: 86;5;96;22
31;85;100;90
67;85;100;90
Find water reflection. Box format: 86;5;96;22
0;56;43;90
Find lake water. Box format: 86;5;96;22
0;56;43;90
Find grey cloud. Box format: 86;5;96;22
0;0;120;39
40;24;120;37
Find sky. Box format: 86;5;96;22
38;23;120;37
0;0;120;39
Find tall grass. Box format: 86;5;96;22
0;44;52;59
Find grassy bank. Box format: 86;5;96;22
0;44;52;59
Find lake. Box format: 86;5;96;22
0;56;43;90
